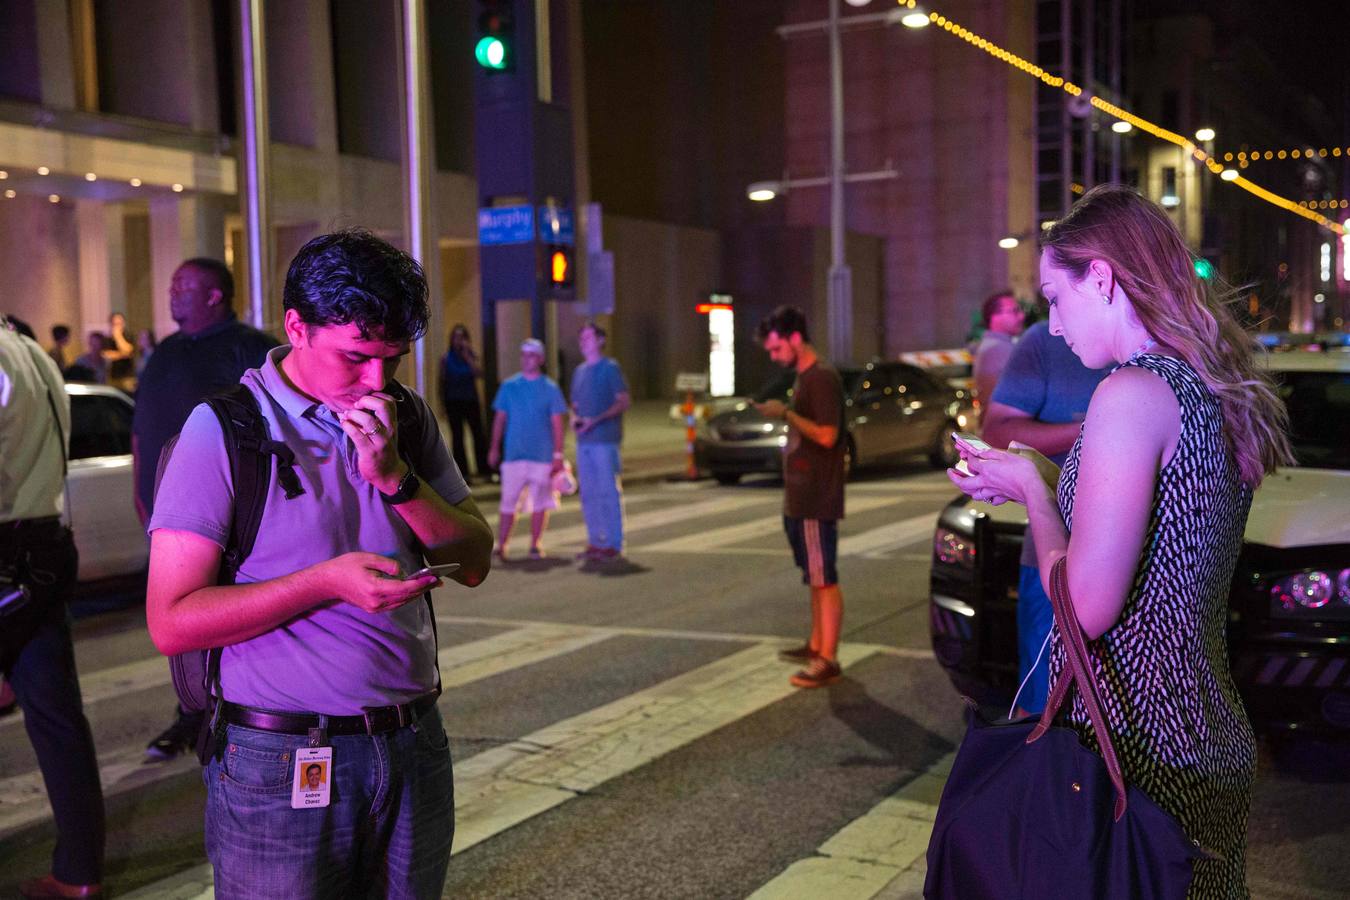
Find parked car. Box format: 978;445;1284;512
64;383;147;581
929;349;1350;735
695;361;975;485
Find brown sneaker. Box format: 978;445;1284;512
789;657;841;689
777;644;817;663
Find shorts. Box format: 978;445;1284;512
783;516;838;588
499;460;559;515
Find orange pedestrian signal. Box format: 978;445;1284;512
550;249;570;285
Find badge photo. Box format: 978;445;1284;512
291;746;333;809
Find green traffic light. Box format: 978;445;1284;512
475;36;507;70
1193;258;1215;280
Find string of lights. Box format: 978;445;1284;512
1224;147;1348;165
1300;199;1349;210
920;6;1346;237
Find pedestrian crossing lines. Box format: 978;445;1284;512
1;479;962;899
73;627;943;900
486;478;955;561
2;614;948;900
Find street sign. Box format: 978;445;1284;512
537;205;575;245
675;372;709;392
478;205;534;245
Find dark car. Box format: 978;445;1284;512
929;351;1350;735
695;361;975;485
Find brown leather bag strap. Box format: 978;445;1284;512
1026;556;1130;821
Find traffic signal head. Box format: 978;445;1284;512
476;1;514;73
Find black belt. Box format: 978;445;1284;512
4;516;62;533
219;691;440;736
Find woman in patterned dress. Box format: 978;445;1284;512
951;184;1292;898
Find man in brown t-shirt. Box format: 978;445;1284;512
754;306;847;688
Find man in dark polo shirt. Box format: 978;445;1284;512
754;306;847;689
132;257;277;759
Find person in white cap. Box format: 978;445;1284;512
488;338;567;559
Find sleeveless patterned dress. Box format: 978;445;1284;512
1049;354;1255;899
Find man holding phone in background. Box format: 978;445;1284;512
146;230;493;898
754;306;848;689
979;319;1108;713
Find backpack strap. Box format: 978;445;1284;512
386;379;426;471
385;379;443;675
196;384;307;740
205;384;306;583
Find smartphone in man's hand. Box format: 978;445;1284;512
404;563;460;580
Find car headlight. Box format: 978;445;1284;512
933;527;976;570
1267;568;1350;616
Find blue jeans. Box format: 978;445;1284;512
1017;565;1053;714
204;706;454;900
576;441;624;550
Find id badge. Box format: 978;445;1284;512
291;746;333;809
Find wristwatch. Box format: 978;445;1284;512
380;468;421;505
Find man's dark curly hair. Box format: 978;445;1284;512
755;305;810;343
283;229;429;342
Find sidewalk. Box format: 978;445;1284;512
450;400;694;504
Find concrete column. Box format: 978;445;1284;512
76;201;125;336
36;0;78;109
149;196;227;338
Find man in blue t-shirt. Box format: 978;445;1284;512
489;338;567;559
983;320;1109;713
569;322;630;561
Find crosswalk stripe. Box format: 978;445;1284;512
116;642;881;899
637;494;900;553
0;622;612;839
451;642;879;853
746;751;954;900
1;654;170;735
836;511;939;559
485;492;779;549
433;615;935;661
437;623;611;690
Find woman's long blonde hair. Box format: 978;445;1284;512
1043;184;1292;487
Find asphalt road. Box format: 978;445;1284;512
2;467;1347;899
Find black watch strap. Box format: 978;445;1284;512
380;468;421;505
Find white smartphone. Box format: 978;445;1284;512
952;431;991;454
405;563;460;580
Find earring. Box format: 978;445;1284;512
1102;294;1112;304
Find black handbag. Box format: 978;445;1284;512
924;557;1206;899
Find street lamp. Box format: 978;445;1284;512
901;9;931;28
1220;168;1239;182
997;237;1020;250
1195;127;1216;142
747;182;780;202
765;2;922;364
1111;121;1132;134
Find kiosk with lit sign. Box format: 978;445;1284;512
696;294;735;399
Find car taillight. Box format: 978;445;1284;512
1267;568;1350;617
934;528;976;570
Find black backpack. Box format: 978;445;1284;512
153;380;428;754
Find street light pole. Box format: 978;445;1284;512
827;0;853;365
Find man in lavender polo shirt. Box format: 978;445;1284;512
146;230;493;899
